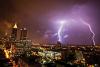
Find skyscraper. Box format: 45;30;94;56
20;28;27;40
11;23;17;41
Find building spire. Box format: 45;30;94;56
13;23;17;28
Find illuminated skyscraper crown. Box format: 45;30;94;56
13;23;17;28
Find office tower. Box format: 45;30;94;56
11;23;17;41
20;28;27;40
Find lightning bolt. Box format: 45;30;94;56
80;19;96;45
57;21;65;42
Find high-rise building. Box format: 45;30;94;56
20;28;27;40
11;23;17;41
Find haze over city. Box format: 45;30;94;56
0;0;100;67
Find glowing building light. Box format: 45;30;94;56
4;50;10;58
13;23;17;28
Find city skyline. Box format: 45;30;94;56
0;0;100;67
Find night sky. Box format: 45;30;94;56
0;0;100;45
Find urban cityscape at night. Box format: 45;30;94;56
0;0;100;67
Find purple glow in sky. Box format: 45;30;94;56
0;0;99;44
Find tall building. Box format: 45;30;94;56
11;23;17;41
10;25;32;57
20;28;27;40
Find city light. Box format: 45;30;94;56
13;23;17;28
4;49;10;58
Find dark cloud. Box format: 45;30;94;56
0;0;15;21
